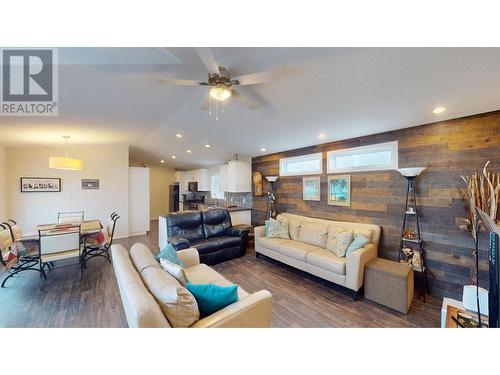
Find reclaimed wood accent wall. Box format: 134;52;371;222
251;111;500;299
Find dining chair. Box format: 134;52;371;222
57;211;84;224
82;213;119;266
39;225;82;288
1;220;44;288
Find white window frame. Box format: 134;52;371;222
211;175;224;199
279;152;323;177
327;141;398;174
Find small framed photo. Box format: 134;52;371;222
328;175;351;206
303;176;321;201
21;177;61;193
82;179;99;190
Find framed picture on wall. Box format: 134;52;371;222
20;177;61;193
82;179;99;190
303;176;321;201
327;175;351;206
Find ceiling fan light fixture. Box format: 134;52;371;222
209;86;231;101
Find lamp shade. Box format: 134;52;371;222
397;167;425;177
266;176;279;183
49;157;83;171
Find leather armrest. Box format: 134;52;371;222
346;243;377;291
176;248;200;268
168;236;190;251
227;226;249;238
191;290;273;328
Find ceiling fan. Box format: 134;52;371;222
156;48;273;111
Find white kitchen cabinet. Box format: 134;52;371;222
179;168;209;192
195;169;209;191
220;160;251;192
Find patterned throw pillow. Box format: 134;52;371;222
156;243;184;267
160;258;190;286
328;230;354;257
345;234;370;257
265;218;282;238
326;226;345;250
276;215;290;239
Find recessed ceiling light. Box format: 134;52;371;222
432;106;446;114
186;150;192;154
160;160;165;163
318;132;326;139
205;144;211;148
176;133;183;138
260;148;267;152
171;156;176;159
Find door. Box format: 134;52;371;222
129;167;150;236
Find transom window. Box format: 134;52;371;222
327;141;398;173
279;152;323;176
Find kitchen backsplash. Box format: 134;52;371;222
199;192;253;208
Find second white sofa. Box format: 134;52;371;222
254;213;380;299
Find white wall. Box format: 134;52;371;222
6;145;130;238
0;146;7;222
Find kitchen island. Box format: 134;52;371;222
158;206;252;250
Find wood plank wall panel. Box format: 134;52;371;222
251;111;500;299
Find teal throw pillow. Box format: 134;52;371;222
346;234;370;257
186;283;239;318
155;242;184;267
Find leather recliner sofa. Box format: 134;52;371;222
166;208;248;265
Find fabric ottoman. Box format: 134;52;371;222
364;258;414;314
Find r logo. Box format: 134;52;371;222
2;49;53;102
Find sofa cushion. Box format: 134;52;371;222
259;237;292;252
156;243;184;266
140;265;199;327
276;214;290;239
130;243;161;273
326;225;345;251
307;249;347;275
265;218;282;238
298;222;329;248
277;240;322;262
160;258;189;286
167;211;205;242
354;228;373;243
191;238;220;254
216;236;242;249
202;209;232;239
185;263;249;299
346;234;370;257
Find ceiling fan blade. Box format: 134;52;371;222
233;71;273;86
195;47;220;74
200;95;210;111
155;78;201;86
231;89;259;111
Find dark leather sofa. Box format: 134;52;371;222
166;208;249;265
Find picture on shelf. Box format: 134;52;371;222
20;177;61;193
327;175;350;206
302;176;320;201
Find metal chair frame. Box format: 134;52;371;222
1;220;47;288
38;225;83;289
82;214;119;267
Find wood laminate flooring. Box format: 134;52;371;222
0;220;440;327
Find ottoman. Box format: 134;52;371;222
364;258;414;314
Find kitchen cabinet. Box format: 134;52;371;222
178;168;209;193
220;160;251;192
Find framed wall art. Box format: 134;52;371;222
20;177;61;193
327;175;351;206
302;176;321;201
82;179;99;190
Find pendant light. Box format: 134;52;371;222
49;136;83;171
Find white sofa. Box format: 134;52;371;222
112;243;272;328
254;213;380;299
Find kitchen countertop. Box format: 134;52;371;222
192;204;252;212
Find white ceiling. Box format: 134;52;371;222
1;47;500;169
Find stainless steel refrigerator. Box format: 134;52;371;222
169;184;179;212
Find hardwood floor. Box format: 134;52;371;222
0;220;441;327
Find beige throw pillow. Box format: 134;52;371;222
326;226;345;250
328;230;354;257
160;258;189;286
140;265;199;327
289;219;302;241
298;222;329;248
